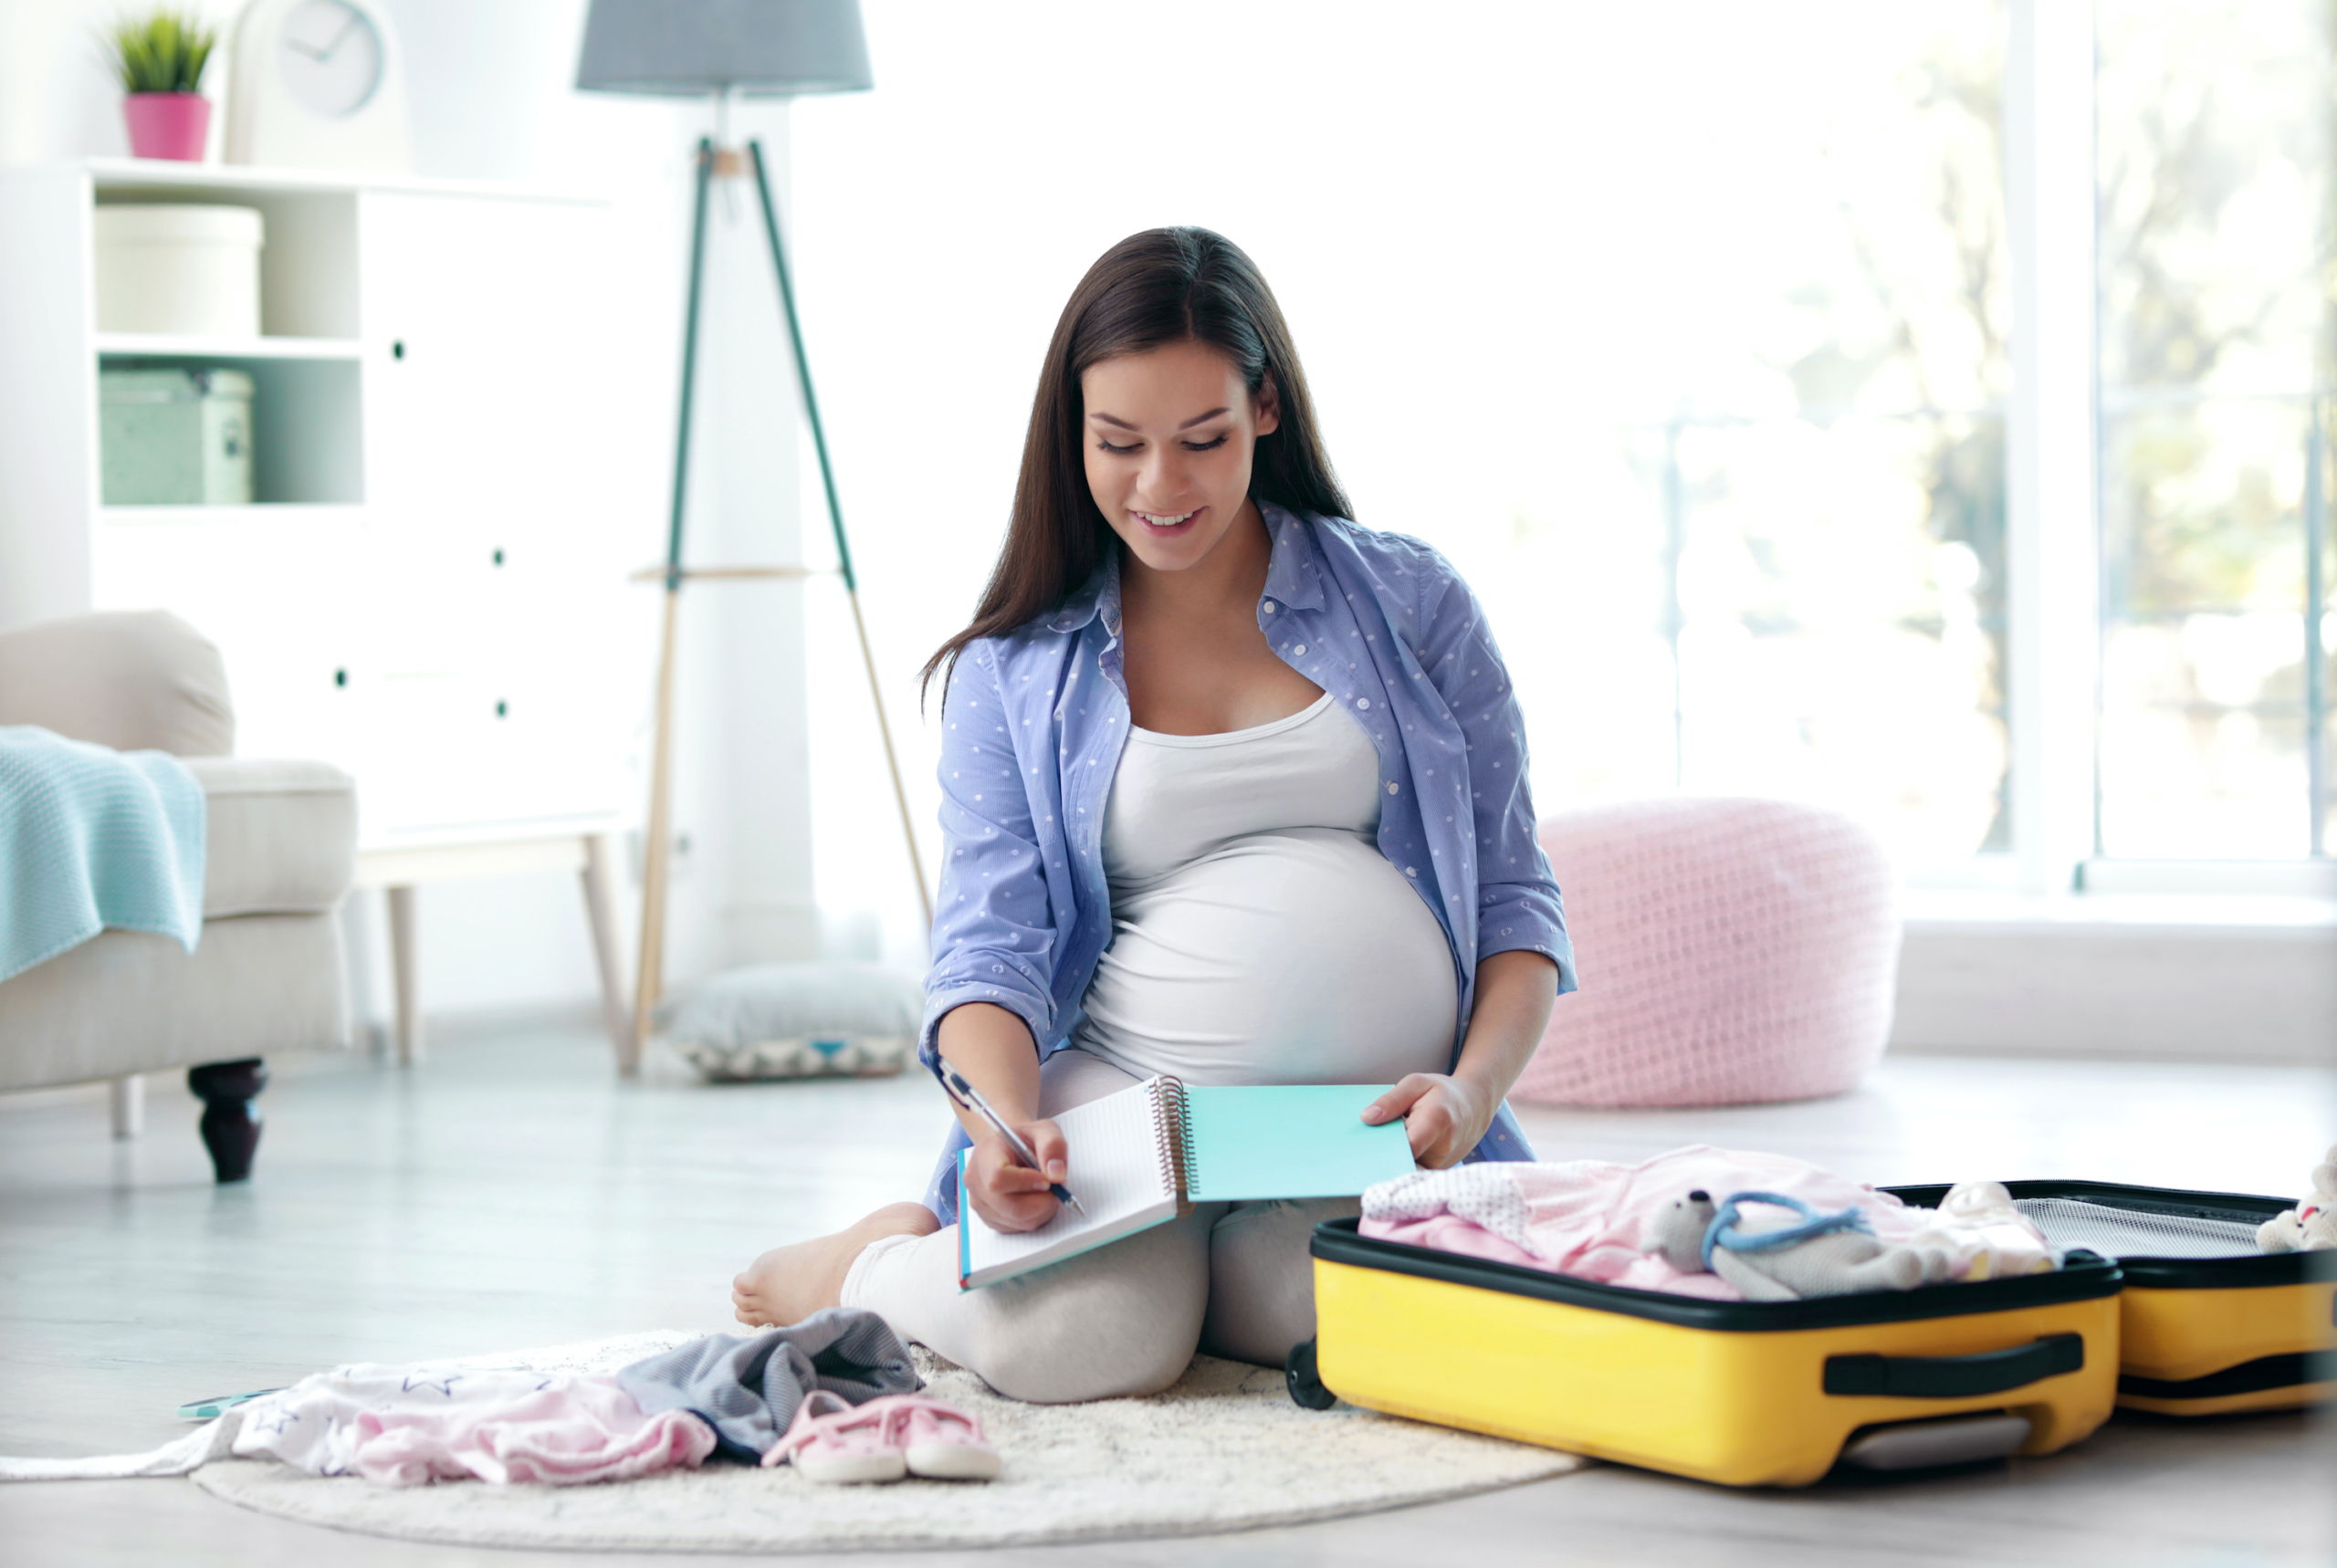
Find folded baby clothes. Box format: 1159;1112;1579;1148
616;1309;921;1461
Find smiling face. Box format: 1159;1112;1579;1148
1081;340;1280;576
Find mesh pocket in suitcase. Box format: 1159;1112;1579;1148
2014;1197;2261;1260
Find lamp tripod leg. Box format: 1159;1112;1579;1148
633;582;683;1056
632;135;718;1061
847;585;934;933
745;139;935;942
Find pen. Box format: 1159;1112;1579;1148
938;1062;1087;1217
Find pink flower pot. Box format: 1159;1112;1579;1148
123;93;211;162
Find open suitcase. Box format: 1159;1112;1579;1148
1293;1217;2123;1488
1887;1180;2337;1417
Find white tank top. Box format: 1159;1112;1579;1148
1074;692;1460;1086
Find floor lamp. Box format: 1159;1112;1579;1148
578;0;933;1063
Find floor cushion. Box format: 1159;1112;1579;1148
1513;796;1900;1108
655;962;920;1081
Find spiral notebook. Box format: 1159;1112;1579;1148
957;1077;1414;1289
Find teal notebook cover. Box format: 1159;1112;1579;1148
1182;1084;1414;1201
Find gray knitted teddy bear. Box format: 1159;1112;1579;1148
1642;1190;1954;1301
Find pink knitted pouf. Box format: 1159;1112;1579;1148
1514;797;1900;1108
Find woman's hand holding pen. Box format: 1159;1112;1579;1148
936;1003;1074;1233
965;1119;1069;1234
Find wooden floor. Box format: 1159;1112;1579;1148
2;1024;2331;1566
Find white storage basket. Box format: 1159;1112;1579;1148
92;204;265;338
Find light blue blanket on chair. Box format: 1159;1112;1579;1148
0;726;206;984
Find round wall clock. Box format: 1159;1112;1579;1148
224;0;414;174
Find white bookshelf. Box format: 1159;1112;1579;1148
0;158;637;855
94;332;363;359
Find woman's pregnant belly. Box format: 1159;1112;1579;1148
1074;827;1460;1086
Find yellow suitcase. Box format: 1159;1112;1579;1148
1889;1181;2337;1416
1293;1218;2122;1488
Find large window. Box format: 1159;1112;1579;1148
1661;411;2010;862
787;2;2331;959
1378;5;2018;871
2095;0;2333;862
1619;9;2015;864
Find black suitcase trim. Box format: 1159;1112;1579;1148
1309;1218;2123;1333
1882;1181;2336;1291
2117;1350;2337;1401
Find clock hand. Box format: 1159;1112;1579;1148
318;9;365;63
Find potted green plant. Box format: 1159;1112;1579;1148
104;9;219;162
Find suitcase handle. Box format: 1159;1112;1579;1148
1824;1333;2083;1398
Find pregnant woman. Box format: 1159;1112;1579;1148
733;227;1574;1402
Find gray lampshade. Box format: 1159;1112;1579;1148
577;0;872;97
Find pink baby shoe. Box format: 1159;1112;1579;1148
884;1395;1001;1480
768;1391;903;1483
764;1391;1000;1483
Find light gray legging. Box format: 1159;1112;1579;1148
839;1048;1356;1405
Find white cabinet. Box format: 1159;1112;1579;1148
349;190;631;838
0;160;635;852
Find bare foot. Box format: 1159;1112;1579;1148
731;1202;938;1328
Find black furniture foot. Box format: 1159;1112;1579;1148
187;1059;267;1183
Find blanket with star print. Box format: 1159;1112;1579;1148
0;1362;716;1487
0;1319;922;1488
225;1364;718;1486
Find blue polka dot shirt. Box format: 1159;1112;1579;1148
917;506;1576;1224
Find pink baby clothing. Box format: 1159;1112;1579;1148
1360;1208;1749;1300
1359;1150;2055;1299
1363;1146;1919;1277
229;1365;716;1487
1361;1146;1916;1298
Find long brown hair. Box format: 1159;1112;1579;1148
922;226;1351;701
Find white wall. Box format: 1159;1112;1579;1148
0;0;820;1029
0;0;226;163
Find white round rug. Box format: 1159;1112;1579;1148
192;1333;1580;1552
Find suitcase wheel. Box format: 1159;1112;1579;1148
1286;1337;1336;1409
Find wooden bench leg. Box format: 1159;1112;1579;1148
581;832;639;1075
387;883;422;1065
109;1074;143;1139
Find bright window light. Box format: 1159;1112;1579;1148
782;1;2330;953
2095;0;2334;861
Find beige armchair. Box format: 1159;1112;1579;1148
0;611;357;1180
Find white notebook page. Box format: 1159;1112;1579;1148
959;1078;1179;1287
